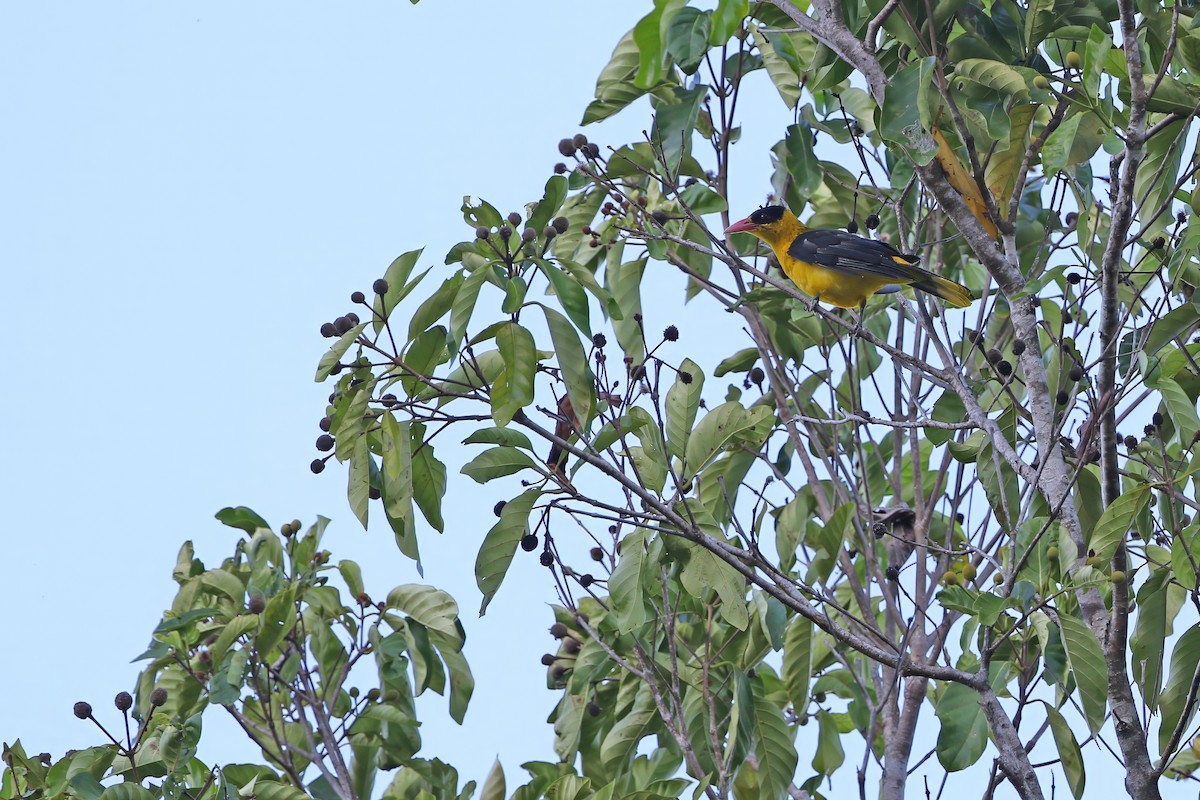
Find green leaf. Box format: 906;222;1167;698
411;429;447;533
936;586;1010;626
1158;624;1200;751
315;322;368;381
1041;112;1083;175
1044;703;1086;799
386;584;461;641
714;348;758;376
207;614;259;672
408;273;464;341
584;31;652;124
481;759;505;800
652;86;705;175
338;560;364;598
1131;569;1171;708
665;358;704;461
542;306;595;429
1058;612;1108;734
1134;119;1186;242
215;506;270;534
781;616;812;712
1158;377;1200;444
537;260;591;337
679;540;748;630
632;0;686;88
461;446;541;484
257;585;297;656
372;249;424;334
527;175;568;234
811;710;845;776
348;433;370;529
1143;304;1199;359
711;0;749;43
462;426;535;450
879;58;939;165
683;401;772;481
954;58;1030;97
600;683;658;767
492;322;538;426
448;261;490;354
751;27;804;109
99;784;153;800
771;124;821;206
607;254;646;363
609;531;649;632
664;7;711;74
750;674;798;799
935;682;988;771
475;489;541;614
381;413;414;524
1088;484;1149;564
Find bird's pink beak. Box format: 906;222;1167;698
725;217;757;235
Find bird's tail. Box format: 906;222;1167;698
913;274;975;308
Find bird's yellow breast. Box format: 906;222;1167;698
779;258;894;309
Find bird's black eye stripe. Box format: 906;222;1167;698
750;205;785;225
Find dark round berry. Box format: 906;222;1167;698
581;225;592;235
587;702;602;717
558;139;576;157
630;365;646;381
319;416;332;432
1152;237;1165;250
543;226;557;239
592;333;607;348
507;212;522;226
1056;390;1069;405
552;216;569;233
590;547;604;561
865;213;880;230
846;220;859;234
114;691;133;711
663;325;679;341
316;434;335;452
382;394;398;408
651;210;668;225
373;278;389;295
580;574;595;588
554;162;568;174
368;486;381;500
1068;365;1083;381
351;291;365;304
997;361;1013;376
540;653;556;666
1065;212;1078;226
1012;339;1026;356
955;513;965;524
885;565;900;581
1145;423;1157;436
320;322;337;338
582;143;600;159
1124;435;1139;448
522;227;537;242
248;595;266;614
550;622;569;638
310;459;326;474
572;133;589;148
346;312;360;326
540;551;555;567
498;226;512;240
986;348;1002;364
967;329;984;344
1067;272;1081;285
334;316;352;335
149;688;168;707
552;665;568;681
475;226;490;239
1063;311;1073;325
1153;412;1165;427
563;637;581;654
520;534;538;552
680;371;693;384
494;501;507;517
749;367;765;384
73;702;92;720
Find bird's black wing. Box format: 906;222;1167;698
786;229;928;282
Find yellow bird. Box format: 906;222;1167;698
725;206;975;309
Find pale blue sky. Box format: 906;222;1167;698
0;3;1181;798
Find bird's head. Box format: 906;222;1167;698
725;205;797;248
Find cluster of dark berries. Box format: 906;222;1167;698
320;311;361;339
558;133;600;160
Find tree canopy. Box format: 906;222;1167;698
8;1;1200;799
